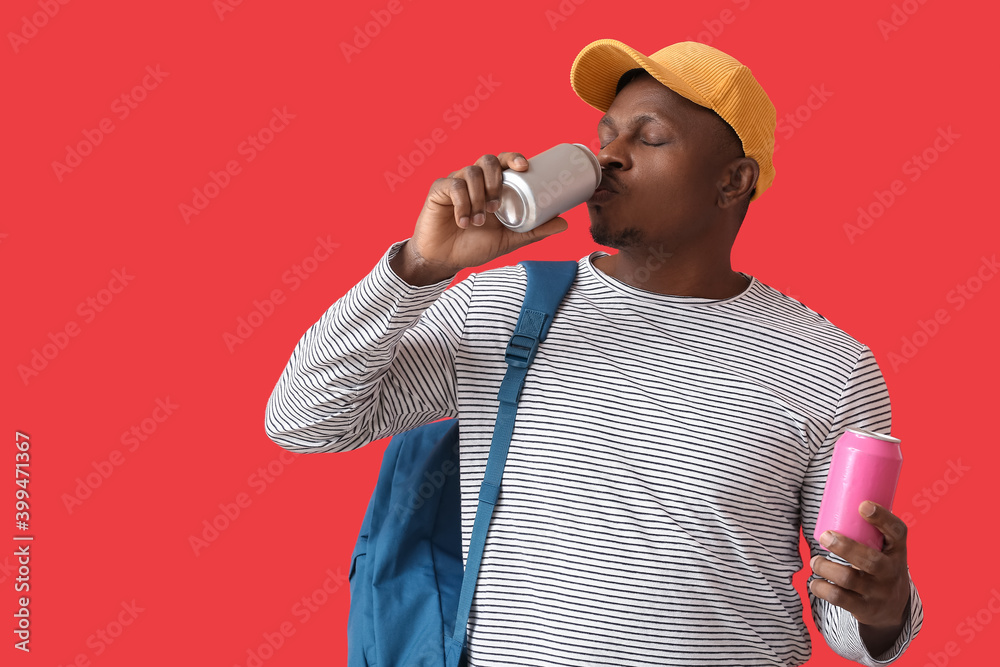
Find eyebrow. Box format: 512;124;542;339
598;112;671;130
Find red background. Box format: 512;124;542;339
4;0;997;665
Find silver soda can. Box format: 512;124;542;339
495;143;601;232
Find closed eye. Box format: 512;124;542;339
600;139;666;149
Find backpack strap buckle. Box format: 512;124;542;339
504;332;539;369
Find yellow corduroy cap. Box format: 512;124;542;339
570;39;776;200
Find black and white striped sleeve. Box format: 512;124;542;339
801;346;924;664
264;240;473;453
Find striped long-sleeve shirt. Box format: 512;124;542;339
265;240;923;666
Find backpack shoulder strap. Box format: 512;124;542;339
518;260;579;339
446;259;578;665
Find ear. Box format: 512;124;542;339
717;157;759;210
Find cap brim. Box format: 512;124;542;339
570;39;712;114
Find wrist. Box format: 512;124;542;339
389;241;457;287
858;596;910;657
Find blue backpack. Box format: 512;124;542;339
347;260;578;667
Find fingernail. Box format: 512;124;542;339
810;555;819;570
514;157;527;167
819;531;835;548
459;216;469;228
860;501;876;517
473;213;485;226
487;199;500;212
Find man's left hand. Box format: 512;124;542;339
810;501;911;651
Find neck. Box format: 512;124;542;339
592;246;748;299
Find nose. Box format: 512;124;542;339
597;137;629;171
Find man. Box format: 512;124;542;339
266;39;923;665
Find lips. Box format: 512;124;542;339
590;175;620;202
595;174;619;193
589;189;616;203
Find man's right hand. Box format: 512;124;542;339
390;152;570;286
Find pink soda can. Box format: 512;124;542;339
814;428;902;552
